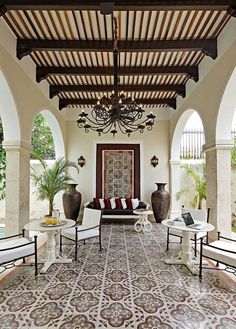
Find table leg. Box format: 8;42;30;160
134;214;152;233
40;230;72;274
165;231;198;275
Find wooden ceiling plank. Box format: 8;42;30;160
59;97;177;110
13;10;32;37
36;65;199;82
23;10;41;38
163;11;175;40
55;11;67;38
16;38;218;60
31;11;48;39
2;12;20;37
178;10;192;39
1;1;234;11
38;10;54;39
170;10;183;39
212;12;231;37
47;10;61;38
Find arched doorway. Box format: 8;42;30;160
170;109;205;217
30;110;65;218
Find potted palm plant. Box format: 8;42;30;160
176;163;206;209
31;155;79;216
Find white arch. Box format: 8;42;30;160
37;110;65;158
0;71;20;140
216;66;236;140
171;109;195;160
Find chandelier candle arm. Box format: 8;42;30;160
76;16;156;137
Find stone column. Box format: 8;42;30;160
169;159;182;218
2;140;32;236
203;139;233;240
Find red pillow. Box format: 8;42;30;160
104;198;111;209
93;197;100;209
126;197;132;209
115;197;122;209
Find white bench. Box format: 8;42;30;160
0;230;38;276
199;232;236;278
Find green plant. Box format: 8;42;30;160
31;154;79;216
31;114;55;160
231;137;236;169
176;163;206;210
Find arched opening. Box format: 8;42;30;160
170;110;205;215
30;110;65;218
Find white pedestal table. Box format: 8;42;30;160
24;219;75;273
162;219;214;275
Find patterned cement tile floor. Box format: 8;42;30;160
0;223;236;329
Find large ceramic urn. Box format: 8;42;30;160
62;183;81;221
151;183;170;223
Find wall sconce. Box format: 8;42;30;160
78;155;85;168
151;155;158;167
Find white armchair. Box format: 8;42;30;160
60;208;102;260
0;229;38;276
199;232;236;279
167;207;210;257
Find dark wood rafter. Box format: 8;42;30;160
1;1;236;11
36;65;199;83
59;98;177;111
50;84;186;99
17;38;218;60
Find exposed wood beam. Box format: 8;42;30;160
36;65;199;83
50;84;186;99
59;98;176;111
1;1;236;11
17;38;217;60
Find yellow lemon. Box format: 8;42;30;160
45;217;52;225
51;217;58;225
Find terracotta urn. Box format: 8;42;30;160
151;183;170;223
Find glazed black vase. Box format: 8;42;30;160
62;183;82;221
151;183;170;223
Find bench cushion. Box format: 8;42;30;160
203;240;236;268
0;238;35;265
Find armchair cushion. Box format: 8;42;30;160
62;226;99;241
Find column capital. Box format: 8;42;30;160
202;139;233;153
2;140;32;152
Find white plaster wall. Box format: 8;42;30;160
65;120;170;208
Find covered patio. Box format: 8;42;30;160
0;1;236;328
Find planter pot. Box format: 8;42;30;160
62;184;81;221
151;183;170;223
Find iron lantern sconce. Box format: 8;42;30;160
151;155;158;167
78;155;86;168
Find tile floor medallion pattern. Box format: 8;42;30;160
0;223;236;329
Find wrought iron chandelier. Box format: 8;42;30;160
77;17;156;137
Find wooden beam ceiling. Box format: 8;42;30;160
50;84;186;99
36;66;199;83
0;1;236;11
17;38;217;60
59;98;176;111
